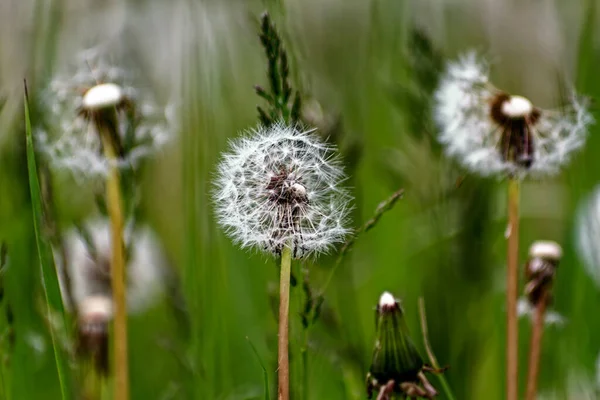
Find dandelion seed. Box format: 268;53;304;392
434;51;593;178
39;49;173;181
213;123;352;258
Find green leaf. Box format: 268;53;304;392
24;81;72;400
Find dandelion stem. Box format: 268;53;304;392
506;178;520;400
418;297;456;400
525;292;548;400
278;244;292;400
97;116;129;400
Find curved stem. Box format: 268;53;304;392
506;178;520;400
525;293;548;400
278;245;292;400
98;117;129;400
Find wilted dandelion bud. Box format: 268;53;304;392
366;292;438;399
39;48;172;180
213;123;352;258
55;218;168;315
76;295;113;374
576;185;600;289
517;241;564;325
434;51;593;178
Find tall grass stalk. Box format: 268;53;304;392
278;244;292;400
24;82;72;400
97;115;129;400
506;178;520;400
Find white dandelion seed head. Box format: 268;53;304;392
434;51;593;178
78;295;114;322
39;48;173;181
575;185;600;289
213;123;352;259
55;218;168;314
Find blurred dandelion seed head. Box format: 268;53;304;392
213;123;352;259
56;218;168;314
39;49;173;181
434;51;593;178
576;185;600;289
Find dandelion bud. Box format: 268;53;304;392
366;292;437;399
434;51;593;177
213;123;351;258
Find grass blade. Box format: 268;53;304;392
246;337;270;400
24;81;72;400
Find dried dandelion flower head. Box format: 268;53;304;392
213;123;352;258
39;48;173;180
55;218;168;314
434;51;593;178
576;185;600;289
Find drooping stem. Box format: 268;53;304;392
278;244;292;400
97;115;129;400
525;292;548;400
506;178;520;400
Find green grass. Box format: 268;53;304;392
0;0;599;399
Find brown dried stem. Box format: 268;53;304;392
278;244;292;400
525;291;549;400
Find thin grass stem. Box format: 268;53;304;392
525;292;548;400
278;244;292;400
506;178;520;400
418;297;456;400
97;117;129;400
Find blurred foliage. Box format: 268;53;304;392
0;0;599;399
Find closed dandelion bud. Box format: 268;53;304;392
213;123;352;258
367;292;438;399
434;52;593;178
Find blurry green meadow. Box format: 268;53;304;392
1;0;600;399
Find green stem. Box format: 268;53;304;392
97;115;129;400
418;298;456;400
278;245;292;400
506;178;520;400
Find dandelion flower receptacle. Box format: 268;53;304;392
434;51;593;178
213;123;352;259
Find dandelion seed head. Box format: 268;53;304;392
78;295;114;322
213;123;352;258
56;218;168;314
39;48;173;181
434;51;593;178
576;185;600;289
